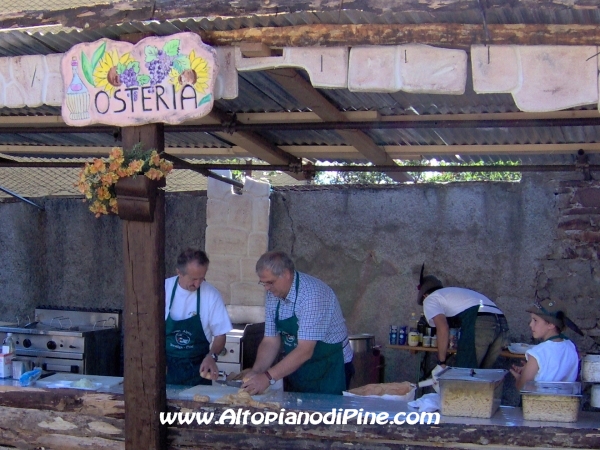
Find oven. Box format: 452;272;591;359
216;323;264;376
0;306;122;376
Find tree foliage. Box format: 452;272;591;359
312;160;521;185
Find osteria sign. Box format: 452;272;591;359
61;32;217;126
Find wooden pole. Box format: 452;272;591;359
121;124;167;450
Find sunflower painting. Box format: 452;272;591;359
168;50;212;107
93;50;136;95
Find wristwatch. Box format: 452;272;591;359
437;359;447;366
210;353;218;362
264;370;276;385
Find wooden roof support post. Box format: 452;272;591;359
121;124;167;450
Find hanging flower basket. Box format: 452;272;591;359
76;144;173;220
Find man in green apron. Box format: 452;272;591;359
242;251;354;396
417;265;509;369
165;248;232;386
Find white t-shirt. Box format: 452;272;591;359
525;339;579;382
164;276;232;343
422;287;503;327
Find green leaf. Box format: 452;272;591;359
91;42;106;70
137;74;151;85
198;94;212;107
81;52;94;86
130;61;140;73
116;62;126;74
164;39;180;57
173;56;190;73
145;45;159;62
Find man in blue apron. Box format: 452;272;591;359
242;251;354;396
165;248;232;386
417;264;509;369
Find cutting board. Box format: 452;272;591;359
179;383;273;402
36;373;123;390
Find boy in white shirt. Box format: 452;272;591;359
510;298;581;390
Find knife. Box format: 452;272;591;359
214;372;244;388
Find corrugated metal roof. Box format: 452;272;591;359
1;4;599;197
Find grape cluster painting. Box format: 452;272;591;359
61;32;217;127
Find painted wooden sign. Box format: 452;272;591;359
60;32;218;126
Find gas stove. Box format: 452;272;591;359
0;306;122;376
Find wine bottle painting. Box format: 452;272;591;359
65;57;90;120
61;33;217;126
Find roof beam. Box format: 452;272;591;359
2;110;600;129
203;24;600;49
4;143;599;159
266;68;412;182
201;109;306;180
1;1;595;34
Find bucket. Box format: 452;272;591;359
12;359;33;379
348;334;380;390
582;354;600;383
348;334;375;353
591;385;600;408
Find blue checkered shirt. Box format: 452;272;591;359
265;271;353;363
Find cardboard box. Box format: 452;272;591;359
0;352;13;378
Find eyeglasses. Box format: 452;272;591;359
258;279;277;287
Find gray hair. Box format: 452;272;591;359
256;251;295;277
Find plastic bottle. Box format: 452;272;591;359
417;313;428;344
2;333;15;354
398;326;407;345
389;325;398;345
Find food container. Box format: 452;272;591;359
521;381;581;422
581;354;600;383
348;334;375;353
438;368;507;418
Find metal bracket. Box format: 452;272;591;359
576;149;592;181
221;113;238;135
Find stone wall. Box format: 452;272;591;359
1;174;599;392
205;175;270;324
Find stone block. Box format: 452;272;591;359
252;198;270;234
558;216;591;230
43;54;63;106
205;226;249;256
11;55;45;107
227;194;253;230
399;44;467;95
207;199;230;226
248;232;268;258
573;187;600;208
513;46;598;112
5;81;25;108
235;46;348;88
207;170;234;199
284;47;349;88
241;257;259;281
226;305;265;324
471;45;519;93
242;176;270;198
230;282;266;306
214;47;238;100
206;255;241;287
348;46;400;92
209;281;231;305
